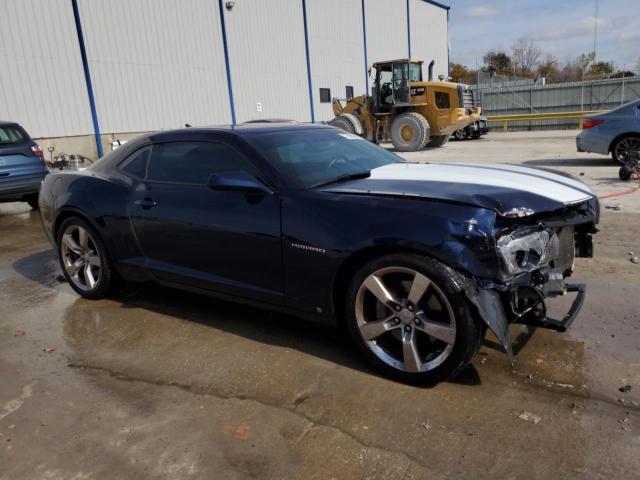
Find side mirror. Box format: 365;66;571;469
207;170;273;195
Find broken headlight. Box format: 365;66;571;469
497;228;559;276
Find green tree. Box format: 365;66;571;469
449;63;476;85
482;51;512;74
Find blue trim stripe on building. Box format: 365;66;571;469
301;0;315;123
361;0;369;94
218;0;236;125
70;0;103;158
406;0;411;58
421;0;449;11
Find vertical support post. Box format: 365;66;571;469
406;0;411;59
217;0;236;125
71;0;103;158
301;0;315;123
503;120;508;132
361;0;369;95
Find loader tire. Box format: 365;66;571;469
329;116;356;134
426;135;450;148
390;113;430;151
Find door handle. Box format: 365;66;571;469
135;197;157;209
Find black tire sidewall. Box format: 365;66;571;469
56;216;113;299
344;253;482;385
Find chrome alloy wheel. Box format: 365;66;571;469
614;137;640;163
355;267;456;373
60;225;102;291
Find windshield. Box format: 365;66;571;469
409;63;422;82
245;128;401;187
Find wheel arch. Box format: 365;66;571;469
53;208;103;246
608;132;640;153
331;244;434;325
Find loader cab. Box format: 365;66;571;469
372;60;423;112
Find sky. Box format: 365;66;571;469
447;0;640;72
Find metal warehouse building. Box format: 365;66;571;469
1;0;449;158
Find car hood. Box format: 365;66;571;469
319;162;596;217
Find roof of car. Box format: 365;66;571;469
0;120;21;127
150;122;333;139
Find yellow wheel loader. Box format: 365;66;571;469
330;59;481;151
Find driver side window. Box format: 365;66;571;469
147;142;258;185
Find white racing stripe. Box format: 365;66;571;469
371;163;593;205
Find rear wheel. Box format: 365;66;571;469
345;254;482;384
390;113;430;151
425;135;450;148
611;135;640;164
57;217;115;299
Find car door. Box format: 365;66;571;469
129;139;283;300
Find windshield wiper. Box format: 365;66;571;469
311;170;371;189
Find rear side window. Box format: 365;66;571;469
435;92;450;109
120;149;150;178
0;125;26;145
147;141;257;184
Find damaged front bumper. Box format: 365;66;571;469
456;220;595;364
463;281;586;363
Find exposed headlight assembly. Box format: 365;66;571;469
497;228;559;275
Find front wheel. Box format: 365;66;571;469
57;217;115;299
389;113;430;151
345;254;483;384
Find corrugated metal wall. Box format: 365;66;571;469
307;0;366;121
0;0;93;138
76;0;232;133
1;0;450;144
364;0;409;67
410;0;448;80
223;0;311;123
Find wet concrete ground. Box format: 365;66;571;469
1;131;639;479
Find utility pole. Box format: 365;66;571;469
593;0;598;59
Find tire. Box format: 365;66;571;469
329;116;356;134
611;135;640;164
425;135;450;148
454;129;467;141
619;166;632;181
345;253;483;385
26;194;39;210
390;113;430;151
56;216;115;299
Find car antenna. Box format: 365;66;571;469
185;123;192;128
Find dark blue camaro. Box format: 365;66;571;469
39;124;598;383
